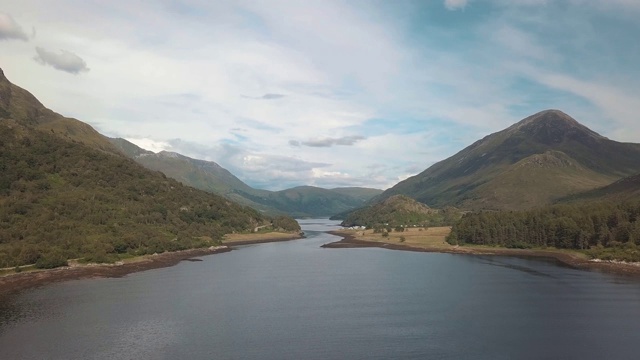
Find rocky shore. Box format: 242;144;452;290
0;233;305;297
0;246;232;297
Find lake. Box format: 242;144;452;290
1;219;640;359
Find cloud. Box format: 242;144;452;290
298;135;366;147
242;93;286;100
0;12;29;41
33;47;89;74
444;0;470;10
3;1;639;191
125;138;171;153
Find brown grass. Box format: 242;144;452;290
222;232;300;244
344;226;453;250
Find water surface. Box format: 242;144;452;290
1;219;640;359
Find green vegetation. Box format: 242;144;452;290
376;110;640;211
563;173;640;203
339;195;462;228
0;122;285;267
0;68;300;269
447;201;640;261
271;216;301;232
110;138;383;217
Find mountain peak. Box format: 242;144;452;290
517;109;578;126
508;109;603;144
378;109;640;211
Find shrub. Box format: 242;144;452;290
35;251;68;269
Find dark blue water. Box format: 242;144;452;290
1;219;640;359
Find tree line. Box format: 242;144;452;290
447;201;640;261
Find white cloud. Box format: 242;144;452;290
444;0;470;11
125;138;171;153
531;71;640;141
297;136;366;147
1;0;639;191
34;47;89;74
0;12;29;41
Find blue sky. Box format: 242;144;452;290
1;0;639;190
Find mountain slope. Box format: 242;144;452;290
378;110;640;210
110;138;255;195
264;186;376;217
0;68;119;154
109;138;382;217
562;173;640;203
0;68;299;268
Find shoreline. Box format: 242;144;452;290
323;231;640;277
0;234;305;297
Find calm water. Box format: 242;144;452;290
1;219;640;359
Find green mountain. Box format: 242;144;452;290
563;173;640;203
0;68;299;269
328;187;385;203
0;69;120;154
337;195;461;228
377;110;640;210
109;138;383;217
262;186;382;218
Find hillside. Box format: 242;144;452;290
110;138;382;217
0;69;120;154
338;195;461;228
0;68;300;268
377;110;640;210
109;138;275;213
562;173;640;203
263;186;380;218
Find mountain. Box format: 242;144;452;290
109;138;383;217
338;195;461;228
377;110;640;210
328;187;385;203
261;186;382;218
109;138;274;212
0;69;119;154
0;68;299;269
562;173;640;203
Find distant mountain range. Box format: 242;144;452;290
109;138;383;217
375;110;640;210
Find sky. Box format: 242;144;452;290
1;0;639;191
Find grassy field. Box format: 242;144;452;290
222;232;301;244
345;227;454;249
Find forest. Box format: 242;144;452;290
0;123;300;269
447;200;640;261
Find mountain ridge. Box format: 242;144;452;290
375;109;640;210
109;138;383;217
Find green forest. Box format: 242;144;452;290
0;122;300;268
447;201;640;261
337;195;462;228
